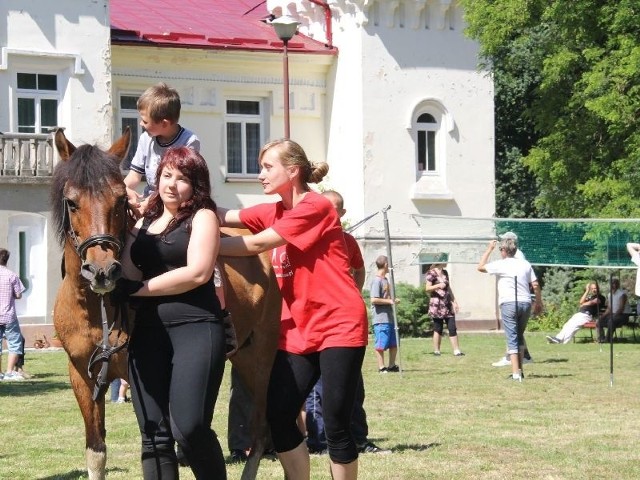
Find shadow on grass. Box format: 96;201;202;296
0;378;69;398
526;373;574;379
38;467;127;480
393;442;441;452
536;358;569;364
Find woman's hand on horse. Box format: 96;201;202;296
110;278;144;305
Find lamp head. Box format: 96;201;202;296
271;15;300;42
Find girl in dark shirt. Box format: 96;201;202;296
122;147;226;479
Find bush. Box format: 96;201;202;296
392;282;431;337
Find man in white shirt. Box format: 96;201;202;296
491;232;535;367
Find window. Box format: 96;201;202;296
409;100;454;200
225;99;264;176
16;73;59;133
118;94;142;170
416;113;438;173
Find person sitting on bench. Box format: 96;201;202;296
596;278;630;343
546;281;606;344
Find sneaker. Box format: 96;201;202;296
0;373;4;380
454;351;465;356
492;356;511;367
523;356;533;364
358;442;391;454
3;371;24;381
378;367;388;373
546;335;561;344
387;365;400;372
229;449;248;464
509;373;523;382
432;351;441;356
115;397;126;404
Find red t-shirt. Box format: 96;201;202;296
343;231;364;270
239;192;368;354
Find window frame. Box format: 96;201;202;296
408;99;454;200
415;111;441;176
15;72;60;133
224;97;266;180
416;113;439;174
117;92;143;171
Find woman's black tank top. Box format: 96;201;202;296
130;216;222;325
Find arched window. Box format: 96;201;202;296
416;113;438;173
409;99;455;200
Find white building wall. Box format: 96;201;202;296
0;1;113;331
0;0;113;145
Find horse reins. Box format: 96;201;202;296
87;297;129;401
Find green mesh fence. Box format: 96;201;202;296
411;215;640;268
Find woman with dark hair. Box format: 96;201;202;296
218;139;368;480
424;260;463;356
546;281;606;344
120;146;227;479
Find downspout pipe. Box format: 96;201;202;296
307;0;333;48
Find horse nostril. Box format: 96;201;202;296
80;263;97;281
106;262;123;283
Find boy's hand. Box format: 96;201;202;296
126;187;144;218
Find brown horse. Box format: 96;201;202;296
51;128;280;480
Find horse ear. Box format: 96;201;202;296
108;127;132;165
54;128;76;162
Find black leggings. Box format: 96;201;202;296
267;346;366;464
432;316;458;337
128;319;227;479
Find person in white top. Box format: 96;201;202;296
626;243;640;309
597;278;631;343
491;232;534;367
478;239;543;381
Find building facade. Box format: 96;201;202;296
0;0;497;344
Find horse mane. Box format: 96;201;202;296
50;144;124;246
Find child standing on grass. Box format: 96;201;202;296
124;82;200;216
370;255;400;373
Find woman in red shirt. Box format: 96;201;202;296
219;139;368;480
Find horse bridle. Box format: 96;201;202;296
62;197;125;261
62;196;130;401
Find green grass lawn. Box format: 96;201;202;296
2;332;640;479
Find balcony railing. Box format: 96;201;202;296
0;132;56;178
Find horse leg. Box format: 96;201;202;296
237;319;280;480
69;361;107;480
232;342;266;480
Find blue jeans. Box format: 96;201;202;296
500;302;531;354
0;320;23;355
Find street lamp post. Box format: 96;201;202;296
271;15;300;139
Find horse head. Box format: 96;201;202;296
52;128;132;294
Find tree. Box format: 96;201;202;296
462;0;640;218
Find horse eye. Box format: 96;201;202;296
66;199;78;212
